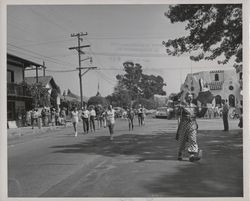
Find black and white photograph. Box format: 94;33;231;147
0;0;249;200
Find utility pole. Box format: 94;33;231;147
69;32;97;108
43;61;46;76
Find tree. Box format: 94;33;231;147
87;96;109;108
116;61;166;101
162;4;242;71
116;61;143;101
24;82;50;107
140;74;166;99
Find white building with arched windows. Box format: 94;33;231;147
182;69;242;109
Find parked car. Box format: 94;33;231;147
155;107;174;119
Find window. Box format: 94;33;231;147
191;86;194;91
7;70;14;83
215;74;219;81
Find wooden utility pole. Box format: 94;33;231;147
69;32;97;108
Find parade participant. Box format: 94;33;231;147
89;106;96;132
71;107;79;136
142;105;146;125
81;105;90;134
127;107;135;131
101;107;107;128
137;104;143;126
176;92;207;162
222;99;229;131
60;107;66;127
106;105;115;140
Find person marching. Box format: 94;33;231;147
127;106;135;131
89;106;96;132
222;99;229;131
106;105;116;141
176;92;207;162
81;105;90;134
137;104;143;126
71;107;79;137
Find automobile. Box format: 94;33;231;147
155;107;174;119
113;107;123;118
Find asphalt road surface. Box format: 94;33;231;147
8;117;243;197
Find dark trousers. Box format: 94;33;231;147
82;118;89;132
108;123;115;134
31;118;37;129
128;118;134;130
138;113;143;126
90;116;95;131
223;114;229;131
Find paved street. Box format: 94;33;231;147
8;117;243;197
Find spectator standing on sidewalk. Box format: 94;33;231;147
71;107;79;137
106;105;115;140
81;105;90;134
31;108;39;129
51;108;56;126
89;106;96;132
176;92;207;162
222;99;229;131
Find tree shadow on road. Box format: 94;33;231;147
51;131;178;161
143;129;243;197
50;128;243;197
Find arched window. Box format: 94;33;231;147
215;74;219;81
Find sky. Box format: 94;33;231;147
7;4;236;98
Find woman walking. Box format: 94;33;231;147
71;107;79;137
89;106;96;132
176;92;207;162
106;105;115;140
127;107;135;131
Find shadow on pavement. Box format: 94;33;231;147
50;128;243;197
51;131;178;161
143;129;243;197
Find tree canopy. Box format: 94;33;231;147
116;61;166;100
162;4;242;71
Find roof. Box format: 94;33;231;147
25;76;53;86
7;53;42;68
24;76;60;93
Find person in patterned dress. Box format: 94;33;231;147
176;92;207;162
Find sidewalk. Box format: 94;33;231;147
7;123;71;140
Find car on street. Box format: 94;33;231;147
155;107;172;119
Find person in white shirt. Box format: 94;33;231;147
81;105;90;134
71;107;79;136
106;105;115;140
89;106;96;132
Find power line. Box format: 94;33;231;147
46;69;77;73
7;43;75;67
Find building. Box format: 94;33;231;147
24;76;61;109
7;54;42;123
182;69;242;108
